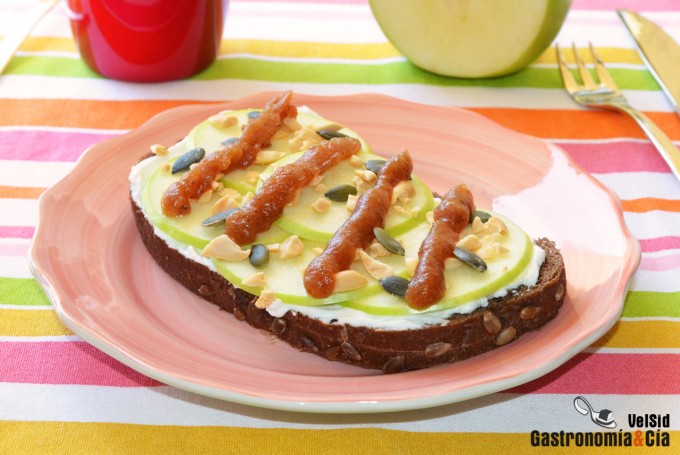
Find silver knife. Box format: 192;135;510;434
618;9;680;115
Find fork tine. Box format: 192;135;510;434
588;42;620;92
556;44;580;93
572;43;598;89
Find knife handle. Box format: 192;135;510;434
619;105;680;182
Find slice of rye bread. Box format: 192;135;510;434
131;195;567;373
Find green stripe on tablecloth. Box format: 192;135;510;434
0;278;50;306
622;291;680;318
5;56;660;90
0;277;676;318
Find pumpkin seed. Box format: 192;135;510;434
365;159;387;174
373;227;405;256
201;207;240;227
379;275;410;298
221;137;238;146
469;210;491;224
324;184;357;202
248;111;261;119
248;244;270;269
454;246;487;272
316;129;348;140
172;147;205;174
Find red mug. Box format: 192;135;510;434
65;0;229;82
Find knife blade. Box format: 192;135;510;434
618;9;680;115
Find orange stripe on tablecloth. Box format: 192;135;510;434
0;186;45;199
4;100;680;141
470;108;680;141
621;198;680;213
0;99;214;130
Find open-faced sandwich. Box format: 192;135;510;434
129;91;566;373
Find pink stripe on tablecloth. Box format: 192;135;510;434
0;241;28;256
0;226;35;239
572;0;680;11
0;130;117;162
3;341;677;394
0;341;162;387
639;236;680;253
240;0;367;3
506;353;680;395
639;254;680;272
556;141;672;174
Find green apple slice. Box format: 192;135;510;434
141;163;289;249
258;152;434;242
338;212;535;315
369;0;571;78
213;237;408;305
186;109;372;194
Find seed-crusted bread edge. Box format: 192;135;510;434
131;194;567;373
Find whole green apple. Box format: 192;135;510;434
369;0;572;78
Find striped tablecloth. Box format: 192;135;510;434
1;0;679;453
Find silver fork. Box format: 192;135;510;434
556;43;680;182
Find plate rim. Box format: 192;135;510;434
28;92;641;413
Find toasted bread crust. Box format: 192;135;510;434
132;196;566;372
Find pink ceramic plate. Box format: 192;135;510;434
29;93;640;413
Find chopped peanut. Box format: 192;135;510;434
311;247;324;256
271;128;291;140
318;122;342;132
242;272;266;288
160;162;172;174
278;235;304;259
245;172;260;185
393;205;407;215
486;216;508;234
202;235;250;261
150;144;168;156
367;242;391;258
311;197;331;213
308;174;324;187
457;234;482;251
355;169;377;184
255;290;277;309
425;210;434;224
391;180;415;204
197;189;213;204
255;150;286;165
471;216;484;233
358;250;393;280
241;191;254;205
282;117;302;131
350;155;365;168
333;270;368;293
267;243;280;254
208;113;237;129
346;194;358;212
405;256;418;276
212;195;239;215
217;187;242;201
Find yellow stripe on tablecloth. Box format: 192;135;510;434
18;37;643;65
0;422;675;454
21;37;77;52
591;320;680;349
2;308;678;349
0;309;72;337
